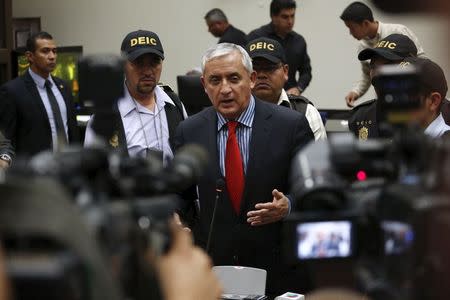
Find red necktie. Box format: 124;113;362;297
225;121;245;214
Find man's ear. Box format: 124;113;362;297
362;19;371;28
283;64;289;82
429;91;442;112
25;51;33;64
249;71;257;89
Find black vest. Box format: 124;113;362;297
107;87;185;155
286;94;314;114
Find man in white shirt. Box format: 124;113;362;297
340;1;425;107
246;37;327;140
402;57;450;138
84;30;187;164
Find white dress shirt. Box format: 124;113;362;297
84;84;187;165
424;113;450;138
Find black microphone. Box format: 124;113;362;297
206;178;225;254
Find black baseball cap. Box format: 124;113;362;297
358;34;417;61
245;37;286;64
403;57;448;98
121;30;164;61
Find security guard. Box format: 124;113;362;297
402;57;450;138
246;37;326;140
348;34;418;140
84;30;187;164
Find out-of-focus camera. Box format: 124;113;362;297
282;60;450;299
0;54;209;300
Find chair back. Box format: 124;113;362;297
212;265;266;295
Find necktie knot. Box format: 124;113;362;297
227;121;239;133
44;79;52;89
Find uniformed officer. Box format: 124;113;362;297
84;30;187;164
246;37;326;140
348;33;418;140
401;57;450;138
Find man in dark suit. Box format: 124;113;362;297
0;31;79;158
204;8;247;47
174;43;314;297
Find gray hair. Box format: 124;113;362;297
201;43;253;74
204;8;228;22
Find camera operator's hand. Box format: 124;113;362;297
247;189;289;226
156;221;222;300
173;213;191;233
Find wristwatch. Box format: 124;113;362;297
0;153;12;166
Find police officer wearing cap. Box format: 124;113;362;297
246;37;326;140
84;30;187;164
402;57;450;138
340;1;425;108
247;0;312;96
348;33;418;140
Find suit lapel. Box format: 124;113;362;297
23;72;52;131
203;108;222;181
241;100;272;212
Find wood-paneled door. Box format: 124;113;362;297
0;0;13;85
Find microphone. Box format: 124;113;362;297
206;178;225;254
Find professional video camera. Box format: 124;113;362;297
0;54;208;300
282;65;450;300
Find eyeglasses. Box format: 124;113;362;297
253;63;283;73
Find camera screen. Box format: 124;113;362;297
382;221;414;255
296;221;352;259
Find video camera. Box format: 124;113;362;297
282;63;450;299
0;54;208;300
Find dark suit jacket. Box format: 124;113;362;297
219;25;247;47
0;70;79;157
174;98;314;295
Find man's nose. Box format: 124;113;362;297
220;80;232;94
257;72;268;79
141;64;154;75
